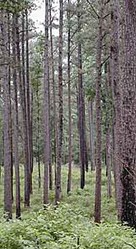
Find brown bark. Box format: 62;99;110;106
111;0;122;220
0;11;12;219
8;13;13;203
105;61;112;198
12;13;21;218
94;0;104;223
77;0;85;189
49;0;56;186
88;100;95;171
106;125;112;198
43;0;50;205
120;0;136;228
22;12;31;207
67;0;72;194
36;82;41;189
55;0;64;204
25;9;33;194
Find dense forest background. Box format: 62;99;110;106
0;0;136;248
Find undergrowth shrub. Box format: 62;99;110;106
0;204;136;249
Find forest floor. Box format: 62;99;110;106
0;166;136;248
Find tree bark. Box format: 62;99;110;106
88;100;95;171
55;0;64;204
22;12;30;207
77;0;86;189
120;0;136;228
12;13;21;218
67;0;72;194
43;0;50;205
0;11;12;219
49;0;56;186
111;0;122;220
25;9;33;194
94;0;104;223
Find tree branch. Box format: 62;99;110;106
101;56;110;67
86;0;100;19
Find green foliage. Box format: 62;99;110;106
0;205;136;249
86;88;95;102
0;0;34;13
0;167;136;249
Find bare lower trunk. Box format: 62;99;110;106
49;0;57;186
55;0;63;203
25;9;33;194
120;0;136;228
12;14;21;218
22;12;30;207
94;1;103;223
67;0;72;194
43;0;50;205
106;125;112;198
8;14;13;203
88;100;95;171
77;0;86;189
111;0;122;220
0;11;12;219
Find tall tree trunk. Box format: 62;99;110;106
43;0;50;205
111;0;122;220
36;82;41;189
94;1;104;223
77;0;85;189
25;9;33;194
88;100;95;171
49;0;56;186
30;89;33;187
12;14;21;218
8;13;13;203
55;0;64;204
106;125;112;198
83;107;89;172
120;0;136;228
105;61;112;198
48;51;52;191
22;12;31;207
0;11;12;219
67;0;72;194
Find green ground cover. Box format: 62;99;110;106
0;166;136;249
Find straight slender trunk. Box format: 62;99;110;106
77;0;85;189
88;100;95;171
36;82;41;189
8;13;13;203
67;0;72;194
49;0;57;185
106;125;112;198
120;0;136;228
111;0;122;220
0;11;12;219
55;0;64;204
94;1;104;223
22;12;30;207
12;14;21;218
48;54;52;191
43;0;50;205
30;90;33;185
25;9;33;194
105;61;112;198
